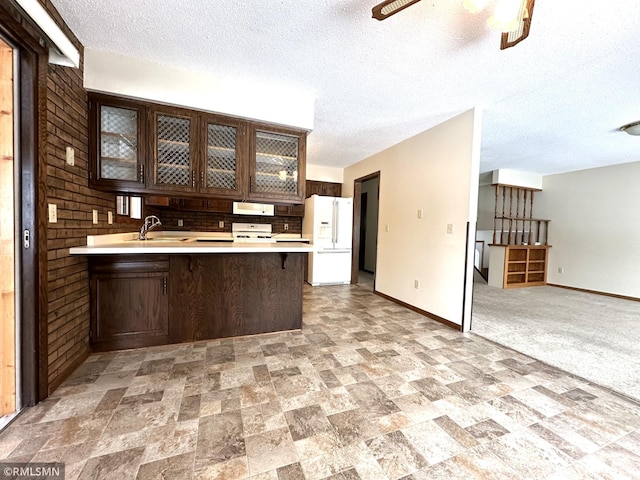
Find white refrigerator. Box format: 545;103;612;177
302;195;353;285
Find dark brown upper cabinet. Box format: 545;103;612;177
89;94;147;192
200;115;245;198
306;180;342;198
89;94;306;203
149;106;198;194
248;124;306;204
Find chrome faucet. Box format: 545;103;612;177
139;215;162;240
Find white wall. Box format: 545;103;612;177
84;49;315;131
306;164;344;183
536;161;640;298
343;109;481;328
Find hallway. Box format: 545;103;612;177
1;284;640;479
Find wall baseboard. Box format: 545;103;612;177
547;284;640;303
374;290;462;331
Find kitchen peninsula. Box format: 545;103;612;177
70;231;314;352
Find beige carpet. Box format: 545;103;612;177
471;283;640;401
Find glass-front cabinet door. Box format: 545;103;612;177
201;116;245;197
89;95;145;190
150;108;196;193
248;125;306;203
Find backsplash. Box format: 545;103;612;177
145;206;303;234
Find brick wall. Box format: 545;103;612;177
41;1;139;392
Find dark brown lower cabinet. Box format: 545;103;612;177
89;253;304;351
170;253;303;342
90;255;170;352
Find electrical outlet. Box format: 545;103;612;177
447;223;454;234
178;219;184;227
48;204;57;223
558;267;564;274
218;221;224;228
108;211;113;224
66;146;74;166
284;223;289;230
414;279;420;289
417;209;423;219
92;209;98;224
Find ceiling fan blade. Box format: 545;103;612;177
500;0;536;49
372;0;423;21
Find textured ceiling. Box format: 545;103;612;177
50;0;640;175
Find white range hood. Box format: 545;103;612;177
232;202;275;216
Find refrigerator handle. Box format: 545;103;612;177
332;200;338;245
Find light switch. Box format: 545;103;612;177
219;221;224;228
417;209;423;219
48;204;57;223
447;223;454;234
178;219;184;227
66;146;74;166
92;209;99;224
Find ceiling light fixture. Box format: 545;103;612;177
620;121;640;136
487;0;525;32
372;0;423;21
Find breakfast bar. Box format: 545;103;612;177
70;231;314;352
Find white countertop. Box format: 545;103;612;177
69;231;314;255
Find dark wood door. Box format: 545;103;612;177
323;182;342;197
305;180;342;198
149;107;198;193
248;124;306;204
200;115;246;198
91;268;170;351
90;255;169;351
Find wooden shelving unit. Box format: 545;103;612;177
487;184;551;289
503;245;549;288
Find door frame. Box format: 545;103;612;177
0;8;46;408
351;171;380;285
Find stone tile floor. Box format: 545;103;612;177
2;285;640;479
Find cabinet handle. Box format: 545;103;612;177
139;163;144;183
201;171;204;188
163;277;167;296
192;171;195;188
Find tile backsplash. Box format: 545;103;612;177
145;206;302;234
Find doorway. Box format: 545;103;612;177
0;22;40;427
1;34;18;422
352;172;380;290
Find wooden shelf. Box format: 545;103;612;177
158;139;189;147
158;163;189;170
101;156;137;164
101;131;136;140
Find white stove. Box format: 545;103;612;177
231;223;276;243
